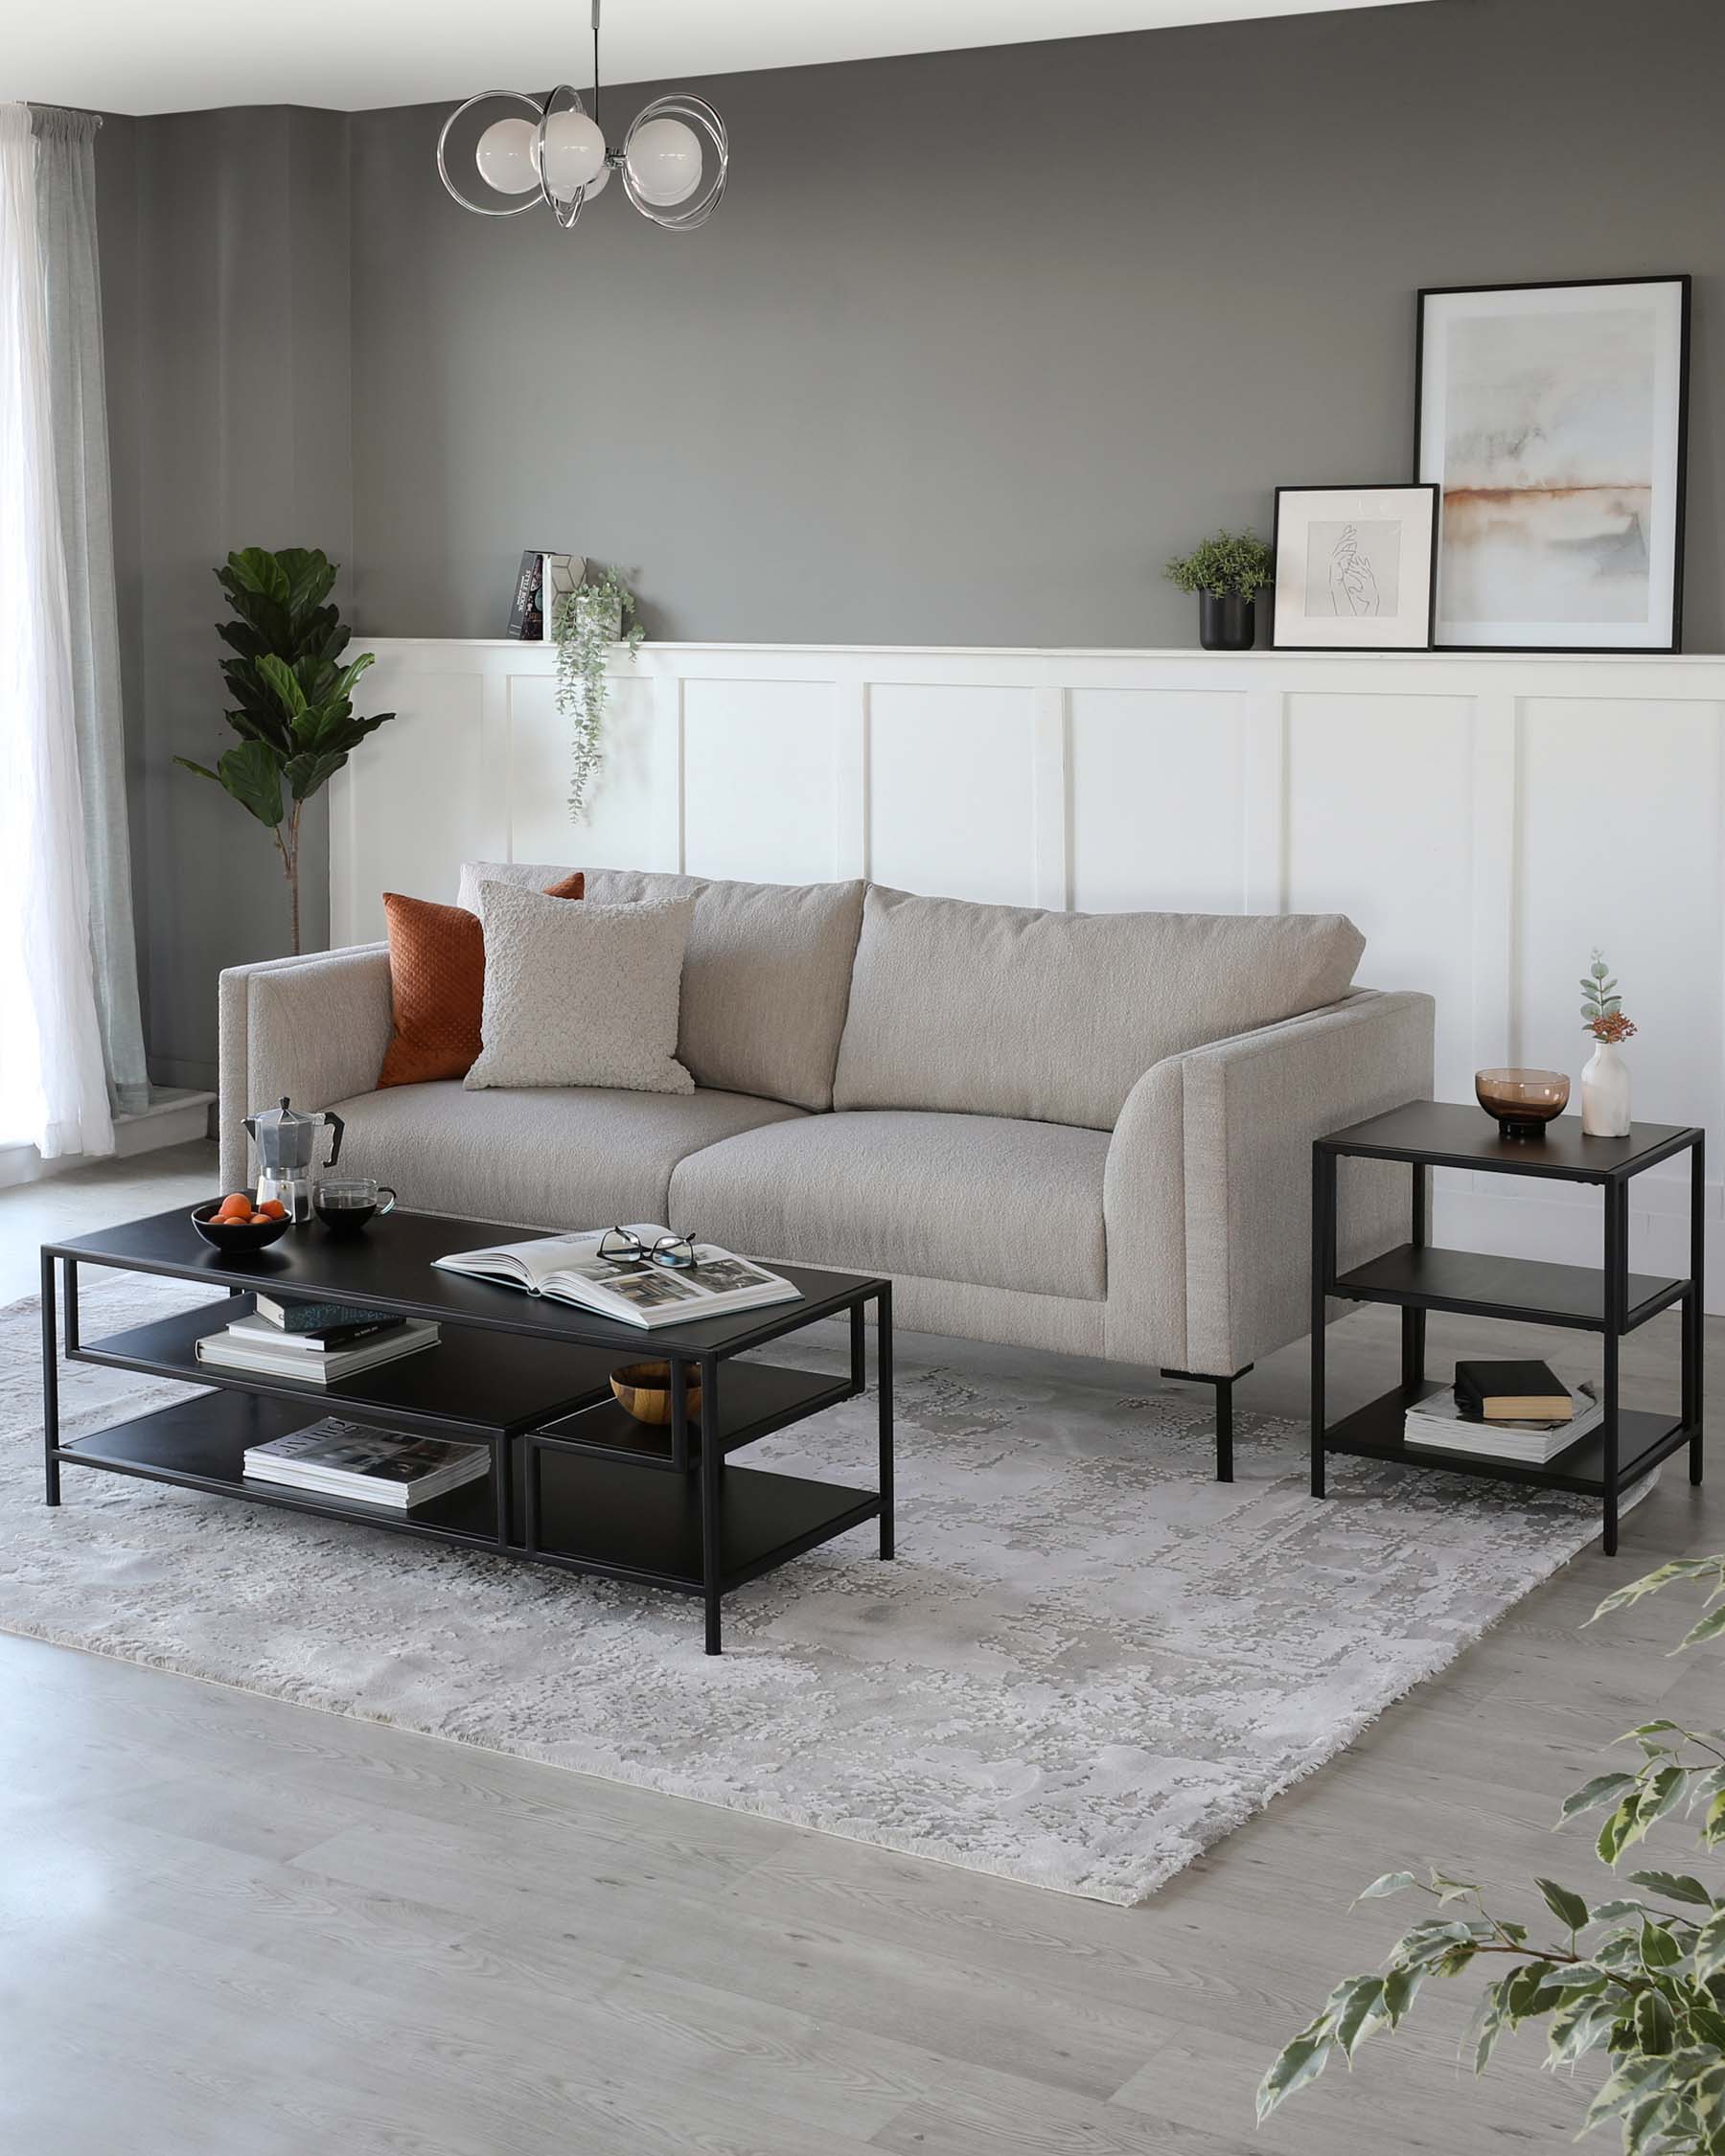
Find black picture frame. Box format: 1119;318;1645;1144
1269;482;1439;653
1414;274;1691;655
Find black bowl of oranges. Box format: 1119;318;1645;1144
192;1192;293;1253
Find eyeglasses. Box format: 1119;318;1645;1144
597;1227;697;1271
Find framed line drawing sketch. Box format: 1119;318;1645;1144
1415;275;1690;653
1270;484;1438;651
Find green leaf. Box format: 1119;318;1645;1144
1640;1917;1684;1969
215;740;284;827
257;653;310;720
224;546;290;607
1598;1799;1639;1868
1561;1771;1639;1823
1696;1909;1725;1984
1637;1767;1691;1835
1679;1606;1725;1652
1381;1964;1424;2029
1430;1872;1480;1904
1335;1977;1386;2058
1629;1871;1716;1909
1536;1878;1591;1933
172;756;220;784
1256;2033;1330;2122
283;749;348;803
1467;1977;1510;2074
1635;1989;1677;2055
1591;1559;1722;1623
1355;1870;1418;1902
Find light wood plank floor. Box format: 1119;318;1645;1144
1;1146;1717;2153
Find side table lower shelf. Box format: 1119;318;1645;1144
1322;1382;1694;1498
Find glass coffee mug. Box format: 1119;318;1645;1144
312;1178;397;1235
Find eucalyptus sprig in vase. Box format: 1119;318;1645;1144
1580;950;1638;1137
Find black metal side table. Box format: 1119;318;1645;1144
1311;1103;1704;1555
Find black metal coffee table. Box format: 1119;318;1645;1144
1312;1103;1703;1555
39;1206;892;1653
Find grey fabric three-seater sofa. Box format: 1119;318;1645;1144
218;865;1435;1476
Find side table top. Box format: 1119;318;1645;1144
1319;1101;1700;1181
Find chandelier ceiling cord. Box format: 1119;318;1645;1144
436;0;728;233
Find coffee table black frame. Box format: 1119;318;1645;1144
39;1206;893;1654
1312;1103;1704;1556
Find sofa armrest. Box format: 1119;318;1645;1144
218;944;393;1187
1103;989;1435;1373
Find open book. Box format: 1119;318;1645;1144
432;1225;801;1329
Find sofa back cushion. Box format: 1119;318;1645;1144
832;886;1366;1131
456;863;864;1112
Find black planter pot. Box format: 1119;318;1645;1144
1199;590;1256;652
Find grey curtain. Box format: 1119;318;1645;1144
31;105;150;1113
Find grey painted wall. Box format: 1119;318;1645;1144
97;0;1725;1085
346;0;1725;647
103;108;351;1089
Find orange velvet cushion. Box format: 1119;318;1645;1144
377;873;585;1088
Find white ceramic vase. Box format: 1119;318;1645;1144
1581;1041;1631;1137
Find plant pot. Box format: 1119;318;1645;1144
1581;1041;1631;1137
1199;591;1256;652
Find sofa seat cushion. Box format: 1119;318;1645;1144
833;885;1366;1132
328;1082;805;1230
457;862;864;1113
668;1111;1109;1300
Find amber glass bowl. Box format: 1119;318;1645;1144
1474;1067;1571;1141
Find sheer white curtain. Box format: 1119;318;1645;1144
0;101;113;1158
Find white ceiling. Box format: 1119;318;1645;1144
11;0;1431;117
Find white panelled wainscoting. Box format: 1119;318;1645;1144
334;640;1725;1313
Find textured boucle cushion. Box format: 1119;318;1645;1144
457;862;864;1111
465;884;696;1095
833;887;1367;1132
378;875;583;1088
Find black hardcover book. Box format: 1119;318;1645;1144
505;549;545;639
1455;1358;1573;1421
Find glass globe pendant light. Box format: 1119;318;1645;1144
436;0;728;233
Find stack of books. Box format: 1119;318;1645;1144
196;1295;439;1386
1405;1358;1601;1464
242;1418;488;1509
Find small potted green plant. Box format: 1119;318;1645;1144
1163;531;1275;651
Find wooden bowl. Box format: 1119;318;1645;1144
610;1361;702;1426
191;1200;292;1253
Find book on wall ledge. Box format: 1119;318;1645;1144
433;1225;800;1329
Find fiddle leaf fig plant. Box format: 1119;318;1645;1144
551;567;645;819
1259;1553;1725;2150
174;547;396;953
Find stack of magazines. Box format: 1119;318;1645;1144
1405;1365;1602;1463
243;1419;489;1508
196;1295;438;1385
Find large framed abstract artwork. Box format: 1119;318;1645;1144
1415;276;1690;653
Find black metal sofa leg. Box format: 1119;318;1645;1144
1160;1365;1255;1482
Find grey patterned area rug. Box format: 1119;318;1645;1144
0;1273;1622;1905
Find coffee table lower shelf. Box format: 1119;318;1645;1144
55;1388;883;1601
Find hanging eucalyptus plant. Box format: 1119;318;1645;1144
551;567;645;820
